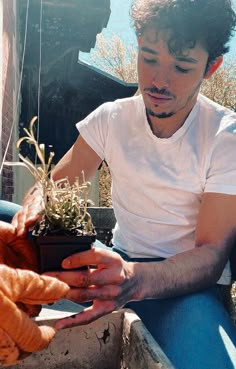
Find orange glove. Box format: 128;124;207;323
0;264;69;365
0;221;70;365
0;221;38;270
0;220;40;317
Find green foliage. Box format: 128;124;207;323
17;117;94;235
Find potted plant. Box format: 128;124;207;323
17;117;96;272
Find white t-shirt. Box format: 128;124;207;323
77;94;236;284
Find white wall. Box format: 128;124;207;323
13;166;34;204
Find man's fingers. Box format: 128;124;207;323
61;247;121;270
45;265;124;288
54;300;115;329
66;285;120;302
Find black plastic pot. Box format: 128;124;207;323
33;233;96;273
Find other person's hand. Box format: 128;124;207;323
0;264;69;366
0;220;39;316
11;186;43;236
0;220;70;365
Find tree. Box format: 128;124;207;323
90;34;138;83
201;60;236;112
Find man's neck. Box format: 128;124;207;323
146;98;198;139
147;112;189;138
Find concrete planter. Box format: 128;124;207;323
9;301;175;369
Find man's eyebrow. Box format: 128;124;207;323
175;56;198;64
141;46;198;64
141;47;158;55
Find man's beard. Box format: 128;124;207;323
144;87;175;118
146;108;175;119
144;79;203;120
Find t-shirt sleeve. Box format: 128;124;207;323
204;121;236;194
76;102;113;160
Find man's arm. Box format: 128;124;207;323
46;192;236;327
51;135;102;184
135;192;236;300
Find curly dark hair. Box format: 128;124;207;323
131;0;236;65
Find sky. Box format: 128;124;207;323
81;0;236;65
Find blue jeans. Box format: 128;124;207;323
0;200;21;223
127;288;236;369
96;241;236;369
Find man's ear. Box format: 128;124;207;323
204;56;223;79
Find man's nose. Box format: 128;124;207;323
152;68;171;90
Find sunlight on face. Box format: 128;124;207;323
138;28;209;127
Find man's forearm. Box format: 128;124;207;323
133;236;235;301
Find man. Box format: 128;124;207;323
14;1;236;368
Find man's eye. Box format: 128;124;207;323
176;66;191;74
143;57;156;64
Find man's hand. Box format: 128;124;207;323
0;265;69;366
45;248;140;329
46;228;236;332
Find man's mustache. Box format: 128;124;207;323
144;87;175;98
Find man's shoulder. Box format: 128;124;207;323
198;94;236;131
96;95;143;117
198;94;235;118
